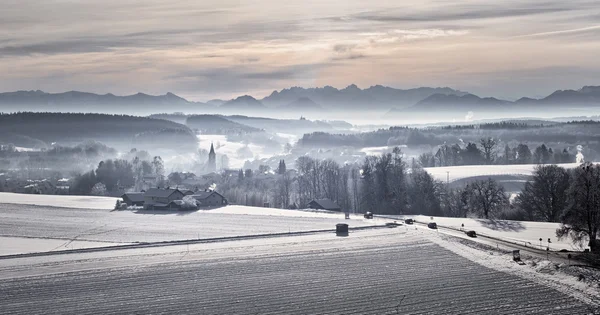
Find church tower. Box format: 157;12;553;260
208;143;216;172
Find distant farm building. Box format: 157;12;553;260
192;191;228;208
308;199;341;211
121;192;145;207
167;200;186;210
144;188;186;210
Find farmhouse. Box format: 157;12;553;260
121;192;145;207
308;199;341;211
144;188;186;210
192;191;228;208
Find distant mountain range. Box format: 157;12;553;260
387;85;600;116
0;90;204;114
261;84;466;110
1;85;600;116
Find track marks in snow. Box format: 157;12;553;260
0;231;593;315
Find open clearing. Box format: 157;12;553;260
0;229;594;315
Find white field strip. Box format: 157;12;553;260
0;192;118;209
425;163;582;182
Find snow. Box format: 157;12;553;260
360;145;406;155
430;233;600;307
0;203;377;255
402;215;585;251
424;163;583;183
0;192;118;209
210;205;363;220
0;236;127;256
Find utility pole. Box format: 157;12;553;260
446;171;450;186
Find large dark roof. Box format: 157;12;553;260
145;188;182;198
192;191;225;200
121;192;144;202
309;198;341;210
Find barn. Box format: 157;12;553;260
121;192;145;207
192;191;228;208
308;199;341;211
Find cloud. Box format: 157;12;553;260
1;0;599;100
349;4;573;23
513;25;600;38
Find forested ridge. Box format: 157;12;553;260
0;112;196;150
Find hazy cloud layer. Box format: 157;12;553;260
1;0;599;100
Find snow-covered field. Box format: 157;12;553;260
400;215;584;250
0;236;126;256
0;192;118;209
424;163;582;183
0;228;595;314
0;192;598;313
0;203;374;255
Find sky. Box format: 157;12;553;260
1;0;600;101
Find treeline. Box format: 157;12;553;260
70;152;165;195
0;141;118;177
418;139;579;167
513;163;600;252
440;121;550;130
298;121;600;156
0;112;196;150
216;147;516;218
186;115;260;134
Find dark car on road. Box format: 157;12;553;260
364;212;373;219
404;218;414;225
466;230;477;237
427;222;437;229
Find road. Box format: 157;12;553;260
0;229;594;314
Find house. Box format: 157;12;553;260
308;199;341;211
181;189;195;196
167;200;186;210
121;192;145;207
191;191;228;208
144;188;186;209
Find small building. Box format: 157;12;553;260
144;188;186;210
308;199;341;211
191;191;228;208
121;192;145;207
167;200;186;210
181;190;195;196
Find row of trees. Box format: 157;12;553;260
419;139;575;167
70;154;165;195
218;147;512;219
514;163;600;252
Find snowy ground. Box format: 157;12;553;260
0;193;598;313
0;192;117;209
0;228;596;314
0;203;374;255
0;236;126;256
424;163;583;183
390;215;584;251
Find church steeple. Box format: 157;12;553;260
208;142;216;172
